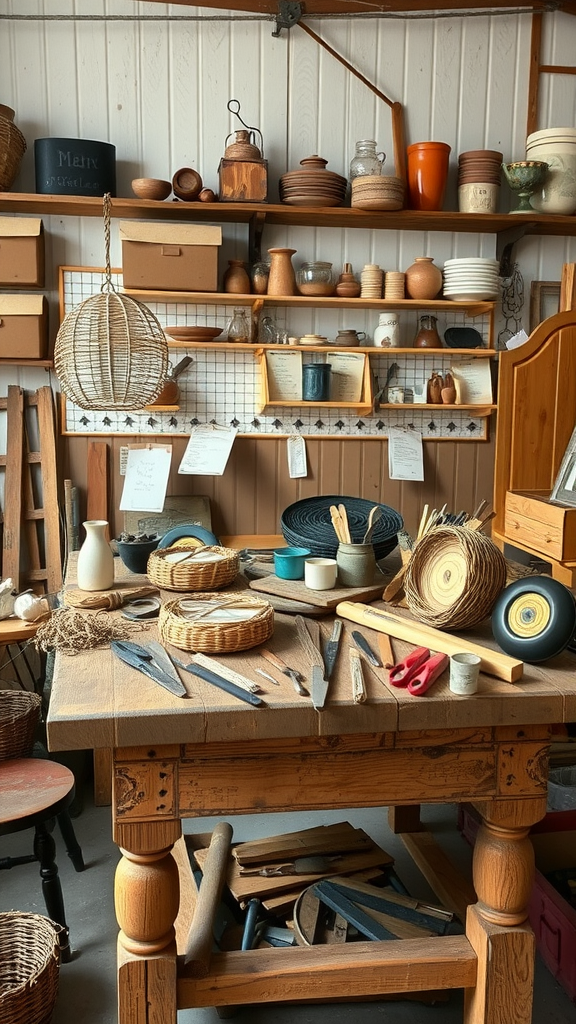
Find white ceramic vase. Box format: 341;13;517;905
77;520;114;591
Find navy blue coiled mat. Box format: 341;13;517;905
280;495;403;560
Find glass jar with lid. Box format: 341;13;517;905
226;307;251;343
349;140;386;180
296;261;334;296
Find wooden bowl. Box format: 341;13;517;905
131;177;172;200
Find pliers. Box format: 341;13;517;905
388;646;449;696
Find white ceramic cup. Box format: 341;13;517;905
304;557;338;590
449;652;481;695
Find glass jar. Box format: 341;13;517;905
226;307;251;343
349;140;385;181
296;261;334;296
251;260;270;295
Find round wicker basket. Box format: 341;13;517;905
0;912;61;1024
404;526;507;629
159;594;274;653
0;690;41;760
147;546;239;592
0;113;26;191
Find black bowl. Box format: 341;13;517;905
116;537;160;574
444;327;484;349
280;495;403;560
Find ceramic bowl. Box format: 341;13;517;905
131;177;172;201
273;547;312;580
116;536;160;574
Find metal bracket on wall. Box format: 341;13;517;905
272;1;302;37
497;222;536;279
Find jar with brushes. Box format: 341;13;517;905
414;314;443;350
296;261;334;296
223;259;251;294
349;140;386;180
335;263;361;298
226;307;251;343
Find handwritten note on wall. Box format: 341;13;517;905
119;445;173;512
388;427;424;481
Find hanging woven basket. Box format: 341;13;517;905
0;109;27;191
54;194;168;410
404;525;507;629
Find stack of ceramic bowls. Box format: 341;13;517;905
457;150;502;213
360;264;384;297
525;128;576;215
442;257;500;301
351;175;405;210
279;155;347;207
384;271;405;299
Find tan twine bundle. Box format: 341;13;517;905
0;112;26;190
63;584;158;610
33;607;143;654
404;525;507;629
0;912;62;1024
54;193;168;410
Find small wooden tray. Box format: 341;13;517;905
248;573;385;609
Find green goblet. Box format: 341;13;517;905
502;160;549;214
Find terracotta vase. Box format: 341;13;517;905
335;264;361;298
405;257;442;300
267;248;297;296
223;259;250;294
427;371;444;403
415;315;443;350
441;372;457;404
407;141;451;211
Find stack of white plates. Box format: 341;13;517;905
442;257;500;301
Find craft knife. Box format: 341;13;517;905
351;630;382;667
111;640;187;697
260;649;308;697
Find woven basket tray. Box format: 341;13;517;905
0;912;61;1024
0;690;41;760
147;545;239;592
159;593;274;653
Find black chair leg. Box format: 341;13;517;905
34;822;72;962
57;809;85;872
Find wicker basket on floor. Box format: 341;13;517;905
0;912;61;1024
147;545;239;592
159;593;274;653
0;691;41;760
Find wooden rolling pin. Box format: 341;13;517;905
336;602;523;683
183;821;233;975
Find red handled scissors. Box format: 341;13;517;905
388;646;449;696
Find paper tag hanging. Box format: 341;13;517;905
287;435;307;478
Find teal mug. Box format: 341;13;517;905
302;363;332;402
273;547;312;580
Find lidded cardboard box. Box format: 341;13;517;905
0;217;45;287
119;222;222;292
0;294;49;359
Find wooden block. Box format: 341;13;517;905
218;159;268;203
249;573;385;609
505;488;576;561
232;821;377;865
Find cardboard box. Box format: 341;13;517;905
505;489;576;562
0;217;45;287
0;294;49;359
119;222;222;292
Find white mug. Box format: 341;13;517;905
304;557;338;590
449;652;481;694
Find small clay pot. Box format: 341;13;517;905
131;177;172;201
441;372;457;404
223;259;251;294
199;188;216;203
427;372;444;404
336;272;361;298
405;257;443;300
172;167;203;201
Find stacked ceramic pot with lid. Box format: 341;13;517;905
442;258;500;301
279;156;347;207
525;128;576;215
457;150;502;212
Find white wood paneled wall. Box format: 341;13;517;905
0;0;575;394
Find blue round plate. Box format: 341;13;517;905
157;524;220;548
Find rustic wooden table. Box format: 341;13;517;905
47;548;576;1024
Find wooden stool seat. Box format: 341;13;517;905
0;758;75;832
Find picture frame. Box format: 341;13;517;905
529;280;561;333
550;424;576;507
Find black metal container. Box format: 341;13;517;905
34;137;116;196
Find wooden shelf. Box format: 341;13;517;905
379;403;496;415
0;359;53;367
2;193;576;239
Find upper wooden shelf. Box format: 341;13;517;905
2;192;576;239
135;0;576;16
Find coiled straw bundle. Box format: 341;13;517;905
404;526;507;629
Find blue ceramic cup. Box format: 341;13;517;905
273;547;312;580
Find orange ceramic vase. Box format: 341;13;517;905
267;248;297;296
407;142;451;211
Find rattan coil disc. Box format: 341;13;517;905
0;690;41;759
404;526;507;629
0;912;61;1024
159;593;274;653
147;546;239;592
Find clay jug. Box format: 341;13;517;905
407;141;451;211
77;520;114;591
415;315;443;350
223;259;251;294
405;257;442;300
224;129;262;160
267;248;297;296
441;371;457;404
427;371;444;403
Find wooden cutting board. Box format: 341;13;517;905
248;573;385;609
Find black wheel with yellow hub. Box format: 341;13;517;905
491;576;576;662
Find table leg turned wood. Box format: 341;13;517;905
464;798;547;1024
114;819;182;1024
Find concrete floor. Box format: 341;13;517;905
1;786;574;1024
